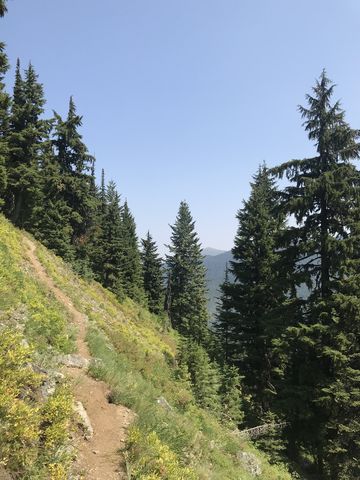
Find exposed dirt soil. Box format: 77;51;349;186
25;238;134;480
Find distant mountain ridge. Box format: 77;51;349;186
203;249;233;319
203;249;311;320
202;247;227;257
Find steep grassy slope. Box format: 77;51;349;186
0;215;292;479
0;216;75;479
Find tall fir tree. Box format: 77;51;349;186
100;180;124;296
141;231;164;314
99;168;106;215
214;264;237;363
120;200;144;302
0;42;9;208
88;168;107;278
31;138;75;261
179;338;221;411
5;61;47;227
273;71;360;479
50;96;97;270
219;364;244;428
225;165;285;424
166;201;209;344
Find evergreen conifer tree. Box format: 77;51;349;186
50;97;97;270
273;71;360;478
141;231;164;314
179;339;221;411
6;61;47;227
219;364;244;427
120;200;144;302
99;168;106;215
100;180;124;296
88;168;107;279
166;201;209;344
0;42;9;208
214;264;237;363
31;138;74;260
226;165;285;423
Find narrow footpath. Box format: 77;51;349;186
25;238;134;480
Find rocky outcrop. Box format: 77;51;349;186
59;354;90;369
238;451;262;476
74;401;94;440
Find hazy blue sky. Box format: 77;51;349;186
3;0;360;254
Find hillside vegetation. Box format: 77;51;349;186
0;214;292;479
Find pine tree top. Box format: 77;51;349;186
167;200;203;260
0;0;7;17
0;43;9;83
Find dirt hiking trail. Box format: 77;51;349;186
25;238;134;480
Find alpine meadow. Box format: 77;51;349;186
0;1;359;479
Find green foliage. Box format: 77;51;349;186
98;180;124;296
0;328;42;473
0;215;74;479
0;42;9;208
41;385;73;451
141;231;165;314
5;61;47;227
254;411;287;465
272;70;360;478
0;216;74;353
127;428;198;480
214;264;235;363
179;339;221;411
90;179;145;303
166;201;209;344
219;165;286;432
121;200;145;302
219;364;245;428
0;327;73;479
33;97;97;273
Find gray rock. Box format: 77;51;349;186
53;371;65;380
59;354;89;369
74;401;93;440
20;338;29;348
40;379;56;399
157;396;173;411
238;451;262;477
39;370;65;400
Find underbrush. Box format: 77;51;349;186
0;216;74;479
0;328;74;479
0;218;74;355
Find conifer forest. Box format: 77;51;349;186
0;1;359;479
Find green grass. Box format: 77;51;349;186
0;218;75;357
0;215;75;479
